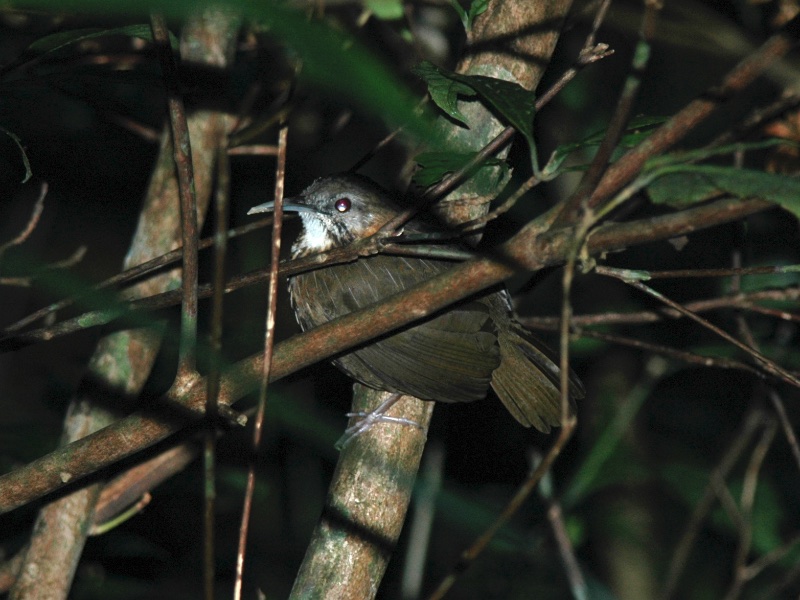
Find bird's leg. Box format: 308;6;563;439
335;392;423;449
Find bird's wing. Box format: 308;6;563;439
301;255;500;403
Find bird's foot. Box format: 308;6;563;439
335;393;422;450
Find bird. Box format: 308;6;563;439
248;174;582;432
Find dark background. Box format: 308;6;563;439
0;1;799;598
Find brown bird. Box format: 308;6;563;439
249;174;582;432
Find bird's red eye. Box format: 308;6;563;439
334;197;351;213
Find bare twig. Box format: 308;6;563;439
0;192;773;357
523;286;800;328
661;410;767;599
0;246;87;289
596;267;800;388
584;13;800;216
349;126;403;174
0;190;775;516
768;389;800;473
203;145;232;600
549;327;762;376
152;12;200;379
723;418;777;600
0;182;48;262
711;93;800;148
741;532;800;582
555;0;662;226
428;417;577;600
537;454;587;599
459;174;540;232
235;123;289;600
227;144;280;156
3;219;272;334
641;264;800;279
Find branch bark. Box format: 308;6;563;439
7;10;238;599
0;194;774;520
289;2;575;596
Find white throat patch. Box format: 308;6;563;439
296;213;334;253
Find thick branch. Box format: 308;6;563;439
0;194;773;515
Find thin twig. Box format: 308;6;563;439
151;12;199;378
660;410;767;599
536;0;615;110
585;0;612;49
203;146;231;600
234;123;289;600
0;245;87;289
741;531;800;581
0;190;775;515
768;389;800;473
711;93;800;148
0;182;48;262
584;13;800;217
459;174;540;232
3;219;272;334
537;454;587;599
349;125;403;173
0;194;775;354
552;327;762;376
643;264;800;279
428;417;577;600
227;144;280;156
555;0;661;226
523;286;800;328
596;267;800;388
558;211;592;426
723;418;777;600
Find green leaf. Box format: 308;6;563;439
648;138;796;170
26;24;179;57
0;126;32;183
412;62;476;126
413;151;506;187
646;165;800;219
450;0;489;32
466;0;489;28
413;61;537;169
543;116;667;178
448;0;468;29
266;6;436;142
460;73;536;153
0;24;180;78
13;3;436;143
449;0;489;31
413;61;536;137
366;0;404;20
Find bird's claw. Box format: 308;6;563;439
335;393;422;450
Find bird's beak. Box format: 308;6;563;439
247;197;320;216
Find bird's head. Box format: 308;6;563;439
248;174;400;257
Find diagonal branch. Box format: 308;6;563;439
0;192;774;516
580;13;800;218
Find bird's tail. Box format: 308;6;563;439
492;321;583;432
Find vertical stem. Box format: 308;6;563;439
151;12;199;378
234;124;289;600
